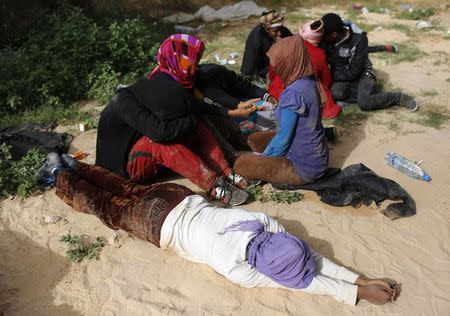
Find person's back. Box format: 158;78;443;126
95;90;152;177
277;77;328;182
241;10;292;78
268;41;331;100
95;74;201;177
161;195;285;286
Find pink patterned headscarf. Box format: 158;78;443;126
148;34;205;89
298;20;324;46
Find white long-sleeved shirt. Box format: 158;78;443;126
160;195;285;288
160;195;360;306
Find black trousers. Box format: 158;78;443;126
331;76;400;111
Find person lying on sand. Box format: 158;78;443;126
37;153;398;306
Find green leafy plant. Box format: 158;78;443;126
87;63;120;106
0;2;166;127
59;234;105;262
246;185;268;202
269;190;304;204
395;7;435;20
0;143;46;198
246;185;304;204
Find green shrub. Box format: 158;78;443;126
88;63;120;106
0;2;165;122
106;18;160;76
59;234;105;262
0;143;46;198
0;3;102;113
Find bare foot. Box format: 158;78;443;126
355;277;397;302
358;284;394;305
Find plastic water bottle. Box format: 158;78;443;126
385;152;431;182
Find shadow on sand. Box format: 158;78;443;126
0;230;81;316
325;104;371;169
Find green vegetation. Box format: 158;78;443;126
59;234;105;263
421;90;439;97
269;190;304;204
330;104;371;128
395;7;435;20
0;143;46;198
413;109;450;129
354;22;377;33
0;2;168;127
384;42;425;64
246;185;267;202
285;12;311;24
246;185;304;204
384;23;414;36
0;103;100;131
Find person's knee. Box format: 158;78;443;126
357;97;373;111
233;155;252;175
331;84;347;101
247;133;258;149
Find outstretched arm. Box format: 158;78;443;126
262;108;298;156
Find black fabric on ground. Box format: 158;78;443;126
0;123;73;160
272;163;416;219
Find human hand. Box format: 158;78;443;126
228;106;257;118
267;95;278;106
237;98;261;109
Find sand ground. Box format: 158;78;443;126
1;4;449;316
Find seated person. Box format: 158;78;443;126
320;13;418;111
234;36;329;185
40;153;397;306
269;19;341;119
241;10;292;79
96;34;254;206
197;64;273;109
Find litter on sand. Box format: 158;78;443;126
162;1;267;24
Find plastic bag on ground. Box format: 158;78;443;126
162;1;267;24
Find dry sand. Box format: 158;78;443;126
1;6;450;316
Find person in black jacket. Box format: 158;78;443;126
320;13;418;111
241;10;292;78
96;34;253;206
196;64;275;145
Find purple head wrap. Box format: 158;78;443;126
219;220;316;289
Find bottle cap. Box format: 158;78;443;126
423;173;432;182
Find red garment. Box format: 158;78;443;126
127;121;231;192
268;41;340;119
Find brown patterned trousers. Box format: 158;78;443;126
55;162;193;247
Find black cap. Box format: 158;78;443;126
321;13;344;34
